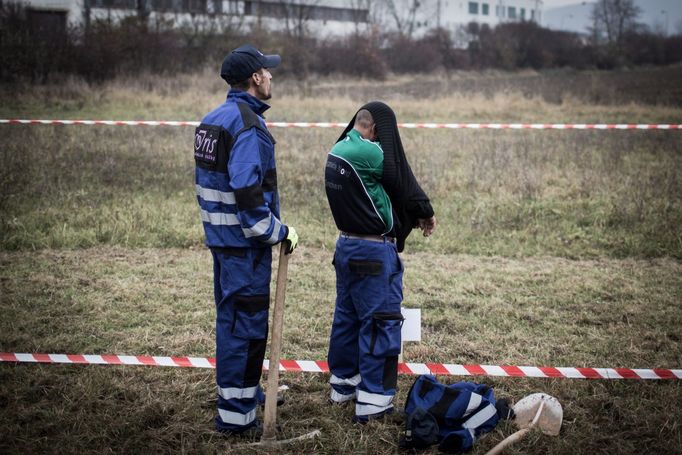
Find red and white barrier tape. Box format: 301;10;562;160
2;353;680;380
1;119;681;130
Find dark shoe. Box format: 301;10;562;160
216;419;263;439
352;406;395;424
328;396;355;406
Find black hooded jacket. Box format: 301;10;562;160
336;101;434;252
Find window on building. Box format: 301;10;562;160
243;0;367;22
221;0;243;14
468;2;478;14
508;6;516;19
531;9;535;20
520;7;525;19
183;0;206;13
93;0;136;7
482;3;489;15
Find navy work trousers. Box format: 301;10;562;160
211;247;271;432
327;236;404;421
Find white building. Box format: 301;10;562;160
18;0;542;37
18;0;370;36
411;0;543;35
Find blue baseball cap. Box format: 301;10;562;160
220;44;281;84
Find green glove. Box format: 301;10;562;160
284;226;298;255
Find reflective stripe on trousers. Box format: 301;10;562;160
218;408;257;426
330;373;361;387
330;389;356;403
357;389;393;407
218;385;259;400
356;402;394;416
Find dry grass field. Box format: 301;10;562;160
1;66;681;454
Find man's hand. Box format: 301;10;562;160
417;216;436;237
284;226;299;255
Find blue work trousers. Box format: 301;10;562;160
327;236;404;421
211;247;271;432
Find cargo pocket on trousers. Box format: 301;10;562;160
233;295;269;386
369;312;404;357
232;295;269;340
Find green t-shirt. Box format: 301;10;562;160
329;129;393;233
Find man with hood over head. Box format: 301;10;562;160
324;101;436;422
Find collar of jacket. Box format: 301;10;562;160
226;89;270;116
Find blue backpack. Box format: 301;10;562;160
400;375;509;454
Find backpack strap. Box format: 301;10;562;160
427;386;460;419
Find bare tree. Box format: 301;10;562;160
348;0;371;34
383;0;422;37
279;0;319;40
590;0;641;47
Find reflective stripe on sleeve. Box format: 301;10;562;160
218;385;258;400
463;393;482;417
330;373;361;387
264;217;283;245
242;216;272;238
356;390;394;407
217;407;257;426
196;184;236;204
200;209;239;226
462;403;498;430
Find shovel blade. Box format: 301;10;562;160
512;393;563;436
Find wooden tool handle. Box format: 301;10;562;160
485;400;545;455
261;243;289;442
485;428;531;455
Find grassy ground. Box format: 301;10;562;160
1;67;681;453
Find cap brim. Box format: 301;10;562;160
262;54;281;69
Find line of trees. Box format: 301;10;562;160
1;0;681;83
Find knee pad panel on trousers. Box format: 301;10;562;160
383;355;399;390
244;338;267;386
233;294;269;387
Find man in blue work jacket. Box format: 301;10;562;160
194;44;298;436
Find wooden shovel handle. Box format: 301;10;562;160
261;243;289;443
485;427;531;455
485;400;545;455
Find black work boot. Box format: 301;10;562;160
216;420;263;440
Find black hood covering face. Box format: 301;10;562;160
337;101;434;252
